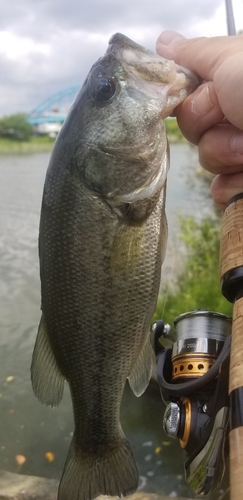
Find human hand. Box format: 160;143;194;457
156;31;243;209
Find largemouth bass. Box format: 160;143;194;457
31;33;199;500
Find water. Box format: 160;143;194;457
0;146;228;499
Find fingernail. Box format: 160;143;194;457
191;84;214;116
157;31;185;46
231;134;243;155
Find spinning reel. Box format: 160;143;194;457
151;310;232;496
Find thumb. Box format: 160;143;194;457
156;31;186;60
156;32;236;80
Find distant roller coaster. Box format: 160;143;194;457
28;85;81;126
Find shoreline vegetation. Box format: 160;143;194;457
0;136;55;154
164;117;186;143
153;215;232;327
0;118;184;155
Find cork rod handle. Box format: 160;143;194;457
220;194;243;500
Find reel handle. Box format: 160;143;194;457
220;193;243;500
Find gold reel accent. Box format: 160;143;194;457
180;397;191;448
172;353;216;380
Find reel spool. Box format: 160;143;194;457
171;310;230;380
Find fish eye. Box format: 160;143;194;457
92;77;116;103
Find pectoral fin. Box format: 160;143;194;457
128;337;154;397
31;314;65;407
110;221;143;276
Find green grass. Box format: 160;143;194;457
0;136;55;154
153;216;233;327
164;118;185;143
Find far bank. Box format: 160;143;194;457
0;119;184;154
0;136;55;154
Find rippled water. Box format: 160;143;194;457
0;146;228;498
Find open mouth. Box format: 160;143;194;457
107;33;200;114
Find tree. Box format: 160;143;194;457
0;113;32;140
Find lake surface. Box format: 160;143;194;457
0;145;228;499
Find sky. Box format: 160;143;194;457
1;0;243;117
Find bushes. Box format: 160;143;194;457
0;113;32;141
164;118;184;142
153;216;232;327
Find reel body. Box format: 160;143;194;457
151;310;231;496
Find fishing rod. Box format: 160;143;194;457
220;2;243;499
151;1;243;498
225;0;236;35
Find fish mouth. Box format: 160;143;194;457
107;33;200;117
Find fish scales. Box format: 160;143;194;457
31;33;199;500
40;178;165;427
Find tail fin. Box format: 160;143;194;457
58;434;139;500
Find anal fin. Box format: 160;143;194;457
31;313;65;407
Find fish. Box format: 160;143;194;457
31;33;199;500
